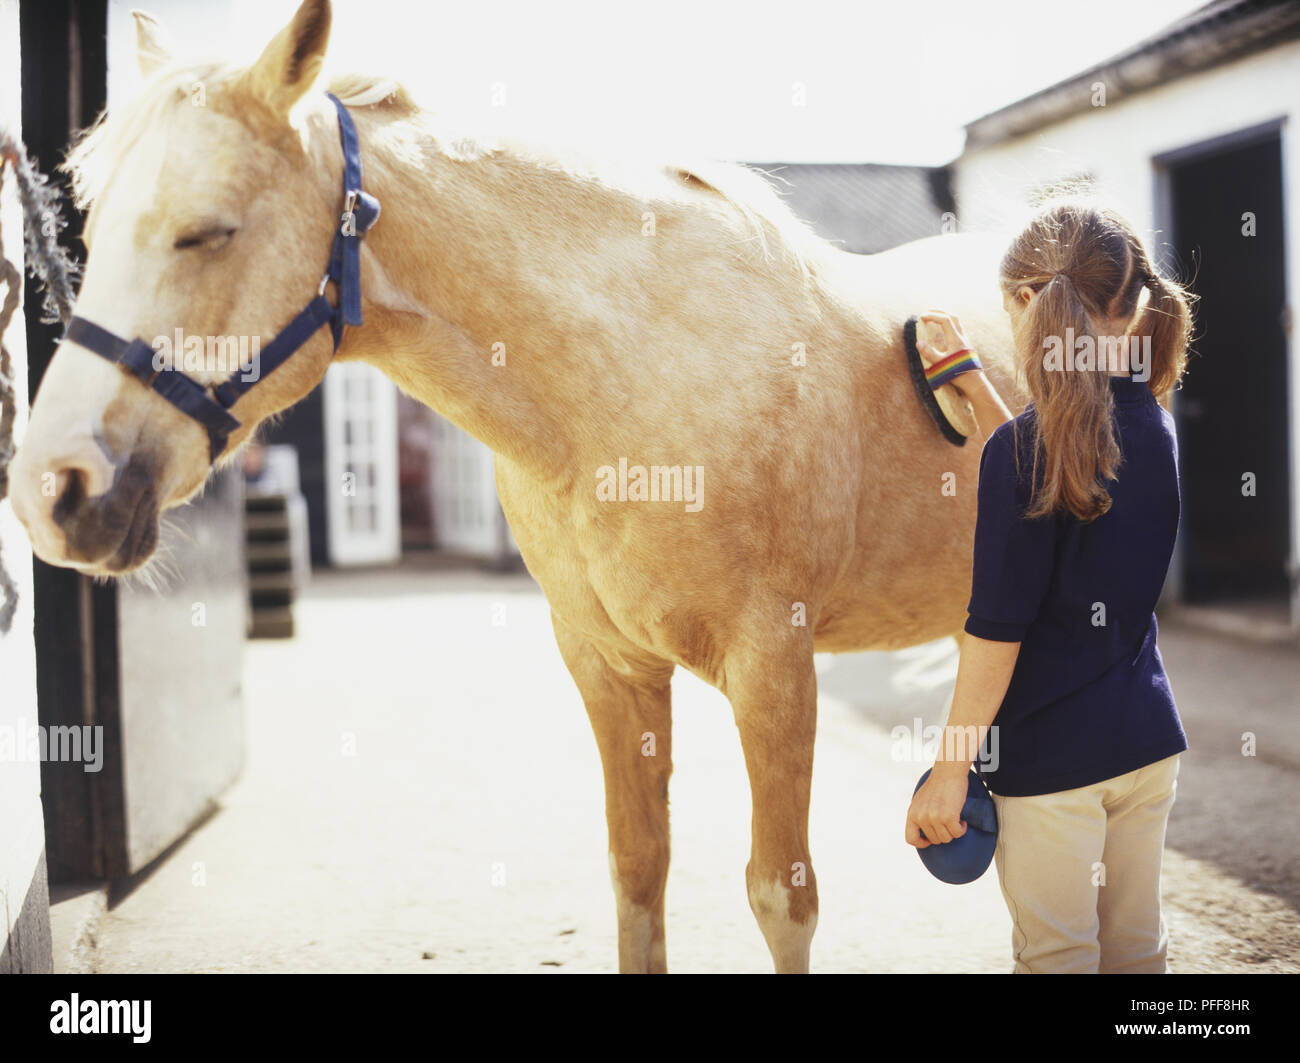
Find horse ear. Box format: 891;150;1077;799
242;0;332;119
132;9;173;77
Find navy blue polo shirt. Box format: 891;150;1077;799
964;374;1187;797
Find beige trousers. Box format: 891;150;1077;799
990;754;1180;974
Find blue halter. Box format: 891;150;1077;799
63;93;381;462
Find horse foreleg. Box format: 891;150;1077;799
725;636;819;973
551;613;674;974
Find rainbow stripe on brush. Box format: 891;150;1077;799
924;348;982;390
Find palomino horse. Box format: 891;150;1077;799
8;0;1026;972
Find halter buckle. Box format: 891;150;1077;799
345;188;380;237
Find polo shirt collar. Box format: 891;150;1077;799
1109;375;1151;403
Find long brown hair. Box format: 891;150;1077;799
999;201;1194;522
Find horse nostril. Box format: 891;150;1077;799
50;466;90;528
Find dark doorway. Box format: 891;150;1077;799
20;0;120;881
1163;127;1290;608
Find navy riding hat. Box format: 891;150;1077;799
912;767;999;885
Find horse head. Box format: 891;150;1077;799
10;0;346;574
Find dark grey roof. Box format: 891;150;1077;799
745;162;953;255
965;0;1300;148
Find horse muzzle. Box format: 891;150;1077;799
10;442;162;574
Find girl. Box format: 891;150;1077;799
904;201;1194;974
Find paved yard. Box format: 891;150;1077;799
77;564;1300;973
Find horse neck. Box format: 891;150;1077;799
334;105;650;481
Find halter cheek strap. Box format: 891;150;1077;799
63;92;380;462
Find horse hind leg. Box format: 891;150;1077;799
725;632;819;973
551;613;674;974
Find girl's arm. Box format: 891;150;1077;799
904;634;1020;847
904;312;1026;846
916;311;1015;438
958;372;1015;439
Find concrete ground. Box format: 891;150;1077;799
57;563;1300;973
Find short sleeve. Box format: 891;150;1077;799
963;422;1058;642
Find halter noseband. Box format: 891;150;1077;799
63;93;380;462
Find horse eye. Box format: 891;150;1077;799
173;227;237;251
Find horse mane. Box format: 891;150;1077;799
62;64;428;212
328;74;827;281
64;65;826;282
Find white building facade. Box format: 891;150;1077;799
954;2;1300;633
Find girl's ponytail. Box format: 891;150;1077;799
999;200;1194;523
1017;272;1121;522
1135;270;1194;401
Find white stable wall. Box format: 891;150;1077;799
954;38;1300;624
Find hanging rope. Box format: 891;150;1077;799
0;129;79;326
0;128;81;632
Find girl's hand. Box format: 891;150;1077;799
918;310;973;356
917;310;982;398
905;765;970;848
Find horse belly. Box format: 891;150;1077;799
813;406;987;653
813;571;970;653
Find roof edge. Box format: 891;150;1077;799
964;0;1300;150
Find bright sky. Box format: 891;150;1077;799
203;0;1208;164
